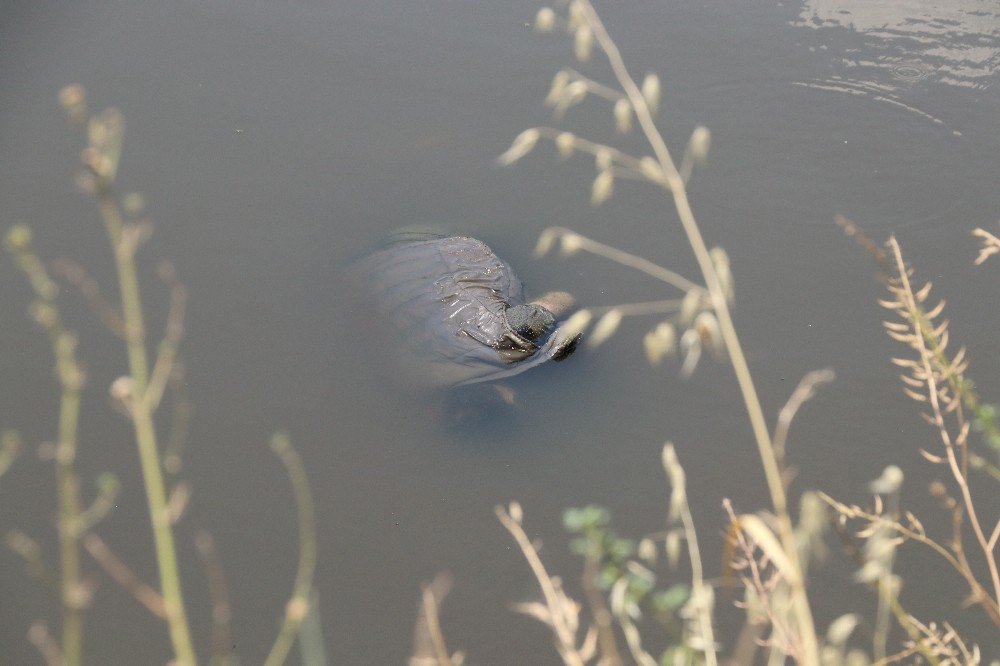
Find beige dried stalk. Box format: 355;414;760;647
495;503;596;666
503;4;820;657
880;237;1000;625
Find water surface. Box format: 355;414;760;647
1;1;998;662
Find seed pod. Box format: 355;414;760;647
709;247;733;302
613;98;632;134
561;309;593;340
690;126;711;166
679;328;701;377
693;311;723;357
680;289;701;324
534;7;556;32
590;169;614;206
587;309;622;348
643;322;676;366
869;465;904;495
555;132;576;158
555;81;588;117
641;73;661;116
544;70;569;107
496;128;540;166
533;228;560;258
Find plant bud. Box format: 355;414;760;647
587;309;622;348
534;7;556;32
555;132;576;158
544;70;569;107
641;73;661;115
590;169;614;206
533;228;560;257
613;98;632;133
689;126;711;166
496;129;540;166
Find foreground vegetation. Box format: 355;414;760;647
2;87;322;665
415;3;1000;664
3;3;997;665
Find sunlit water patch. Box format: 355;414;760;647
794;0;1000;91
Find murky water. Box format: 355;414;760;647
2;1;998;663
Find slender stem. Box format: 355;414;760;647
577;2;819;661
97;186;196;665
57;385;83;666
889;238;1000;613
5;228;86;666
264;433;318;666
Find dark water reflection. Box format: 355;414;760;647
1;1;998;663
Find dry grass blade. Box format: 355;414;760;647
410;572;462;666
496;504;588;666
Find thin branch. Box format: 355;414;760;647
195;530;234;661
264;433;318;666
82;532;166;618
496;504;587;666
772;369;835;489
887;237;1000;615
575;2;819;658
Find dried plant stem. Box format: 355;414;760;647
56;383;84;666
82;532;166;618
495;506;588;666
5;228;86;666
580;555;622;665
420;584;452;665
575;2;819;660
194;531;235;663
888;237;1000;611
29;622;65;666
545;225;702;293
96;186;196;665
264;433;318;666
678;491;716;664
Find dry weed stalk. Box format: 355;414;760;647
496;503;596;666
723;499;803;662
823;236;1000;630
54;84;198;664
499;4;820;657
877;617;981;666
4;225;89;665
409;573;465;666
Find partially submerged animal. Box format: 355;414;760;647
350;231;579;391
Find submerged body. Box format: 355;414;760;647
351;233;578;389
